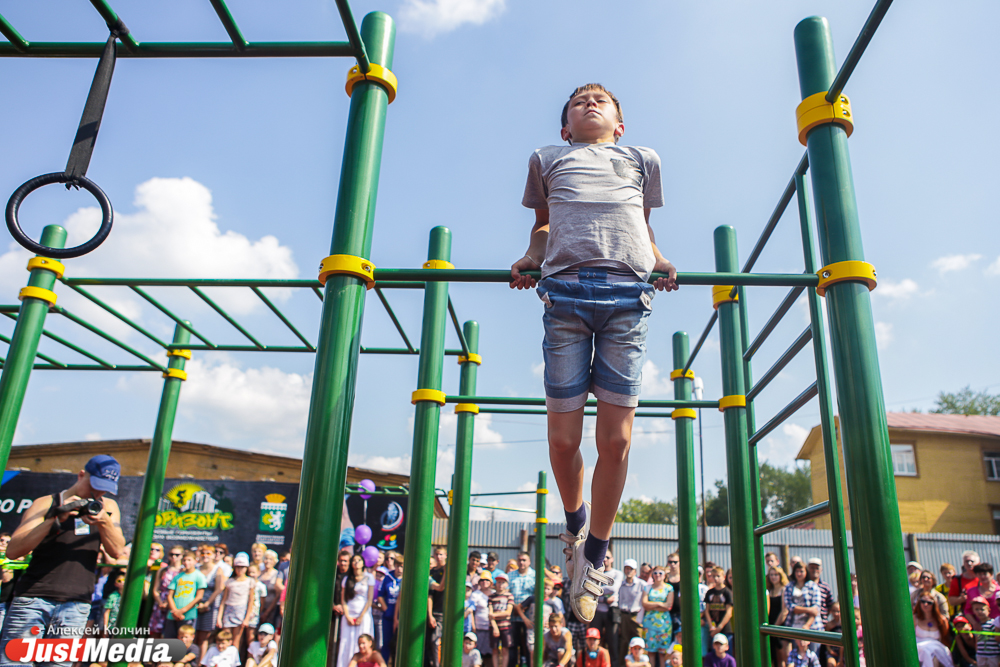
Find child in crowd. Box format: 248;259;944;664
489;572;515;667
202;628;242;667
952;615;976;667
667;648;682;667
509;83;677;622
624;637;649;667
217;552;255;651
582;627;611;667
246;623;278;667
703;567;733;652
102;572;125;634
247;562;267;628
166;551;207;639
470;572;494;659
541;613;573;667
464;581;476;634
785;637;820;667
972;597;1000;667
704;635;736;667
156;624;200;667
463;631;483;667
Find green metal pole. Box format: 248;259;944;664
713;226;761;667
442;321;480;667
0;225;66;471
794;17;917;666
116;324;190;636
397;226;452;667
278;13;395;667
796;174;859;667
533;471;547;667
671;333;701;667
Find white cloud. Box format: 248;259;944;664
877;278;919;301
84;432;102;442
397;0;506;37
874;321;893;351
758;422;810;466
930;253;982;275
987;257;1000;276
630;418;673;449
639;360;675;398
349;454;411;476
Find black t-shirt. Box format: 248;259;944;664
704;586;734;635
430;566;446;614
668;576;681;614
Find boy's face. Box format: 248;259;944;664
218;639;232;651
115;576;125;590
713;642;727;656
183;555;196;570
973;603;990;622
259;632;273;644
463;639;475;653
179;631;194;647
497;579;508;592
561;89;623;145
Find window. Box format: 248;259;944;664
986;453;1000;481
992;507;1000;536
890;444;917;476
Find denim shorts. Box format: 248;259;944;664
537;268;653;412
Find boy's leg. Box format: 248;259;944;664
588;401;635;542
547;408;586;520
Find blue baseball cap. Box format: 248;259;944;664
84;455;120;494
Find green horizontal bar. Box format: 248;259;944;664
0;41;355;58
16;364;160;371
469;505;535;514
65;284;168;348
374;269;818;287
345;484;408;496
471;490;539;497
759;624;843;647
446;395;719;409
54;306;167;372
749;381;818;447
362;348;465;356
208;0;248;50
0;13;29;52
474;407;683;419
162;345;466;355
754;501;830;536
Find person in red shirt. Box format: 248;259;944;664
949;551;981;611
582;628;610;667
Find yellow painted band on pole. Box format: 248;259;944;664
712;284;738;310
796;91;853;146
671;408;697;420
411;389;446;406
457;353;482;365
455;403;480;415
536;518;548;524
26;257;65;279
162;368;188;381
718;395;747;411
670;368;695;380
816;260;877;297
536;488;548;494
447;490;453;506
317;254;375;289
423;259;455;270
17;286;57;306
167;349;192;359
345;64;398;103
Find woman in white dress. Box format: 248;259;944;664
337;554;376;667
912;594;954;667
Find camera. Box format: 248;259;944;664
47;498;104;519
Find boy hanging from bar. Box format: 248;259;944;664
510;84;678;621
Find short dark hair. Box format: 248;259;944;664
469;551;481;560
974;562;994;575
561;84;623;129
487;552;499;561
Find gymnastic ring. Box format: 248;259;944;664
6;172;113;259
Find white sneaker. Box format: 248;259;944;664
558;501;590;581
568;538;612;622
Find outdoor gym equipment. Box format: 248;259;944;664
0;1;917;666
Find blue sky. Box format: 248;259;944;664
1;0;997;521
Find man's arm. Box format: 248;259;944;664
510;211;549;290
645;211;677;293
89;497;126;559
6;495;57;560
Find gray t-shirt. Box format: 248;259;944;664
522;142;664;280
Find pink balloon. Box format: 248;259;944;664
359;479;376;500
362;546;380;568
354;524;372;546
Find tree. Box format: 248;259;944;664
617;497;677;524
932;386;1000;416
759;461;812;521
702;479;730;526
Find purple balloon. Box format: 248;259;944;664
359;479;376;500
354;524;372;546
362;545;380;568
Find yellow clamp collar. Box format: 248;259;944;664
536;488;548;494
18;286;57;306
423;260;454;270
447;490;453;505
162;368;188;381
712;285;738;310
719;395;746;411
536;518;548;524
796;91;853;146
345;63;398;104
671;408;697;420
670;368;695;380
411;389;446;406
167;349;192;360
455;403;480;415
816;260;877;297
26;257;65;279
458;353;482;365
318;254;375;289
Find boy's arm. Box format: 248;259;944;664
510;211;548;290
645;211;677;292
718;603;733;630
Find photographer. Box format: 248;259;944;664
0;455;125;665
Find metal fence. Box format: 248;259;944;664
433;519;1000;595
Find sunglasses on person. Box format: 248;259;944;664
919;600;934;605
667;560;679;565
169;552;183;557
653;571;666;576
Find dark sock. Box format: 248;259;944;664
565;504;587;536
583;533;609;566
